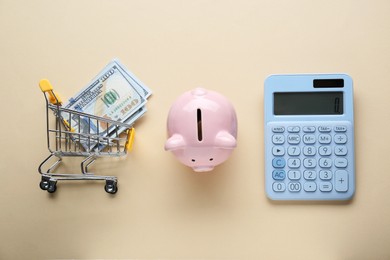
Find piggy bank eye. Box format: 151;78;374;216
191;159;196;162
209;158;214;161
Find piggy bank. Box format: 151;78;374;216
164;88;237;172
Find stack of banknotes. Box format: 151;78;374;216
63;59;152;150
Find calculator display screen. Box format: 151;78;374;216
274;92;343;115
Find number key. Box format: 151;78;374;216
288;170;301;180
288;146;301;156
288;158;301;168
273;182;286;192
303;158;316;168
319;170;332;180
319;146;331;156
304;170;317;180
319;158;332;168
303;146;316;156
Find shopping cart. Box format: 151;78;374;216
38;79;135;194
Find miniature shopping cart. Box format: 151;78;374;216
38;79;135;194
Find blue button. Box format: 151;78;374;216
272;170;286;180
272;158;286;168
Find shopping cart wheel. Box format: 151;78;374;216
39;176;51;190
47;181;57;193
104;180;118;194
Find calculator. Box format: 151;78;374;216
264;74;355;200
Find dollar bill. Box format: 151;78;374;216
63;60;151;151
113;59;152;99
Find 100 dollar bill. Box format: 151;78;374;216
63;60;149;150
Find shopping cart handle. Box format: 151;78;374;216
39;79;62;105
125;127;135;152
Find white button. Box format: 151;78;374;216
335;146;347;156
272;126;285;133
319;182;333;192
304;182;317;192
272;146;285;156
334;134;347;144
318;126;331;132
287;134;300;144
288;170;301;180
335;158;348;168
272;134;285;144
288;158;301;168
319;158;332;168
335;170;348;192
303;158;317;168
319;146;332;156
334;125;347;132
319;134;332;144
319;170;332;180
273;182;286;192
303;134;316;144
303;126;315;133
304;170;317;180
288;182;301;192
287;126;300;133
303;146;316;156
288;146;301;156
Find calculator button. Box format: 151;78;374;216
303;158;316;168
273;182;286;192
287;126;300;133
319;182;333;192
304;170;316;180
318;126;332;132
288;182;301;192
335;158;348;168
304;182;317;192
272;170;286;180
288;170;301;180
319;158;332;168
288;158;301;168
272;158;286;168
334;134;347;144
335;170;348;192
318;146;332;156
318;134;332;144
303;134;316;144
303;146;316;156
272;146;285;156
303;126;315;133
272;134;285;144
319;170;332;180
272;126;285;133
288;146;301;156
334;146;347;156
287;134;300;144
334;125;347;132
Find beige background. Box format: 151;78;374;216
1;0;390;259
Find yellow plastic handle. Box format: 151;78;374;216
39;79;53;92
39;79;62;105
125;127;135;152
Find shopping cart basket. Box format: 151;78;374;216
38;79;135;194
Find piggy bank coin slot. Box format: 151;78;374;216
197;108;203;141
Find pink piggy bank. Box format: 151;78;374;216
164;88;237;172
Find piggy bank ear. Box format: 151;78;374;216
165;134;186;151
215;131;237;148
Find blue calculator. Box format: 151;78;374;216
264;74;355;200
